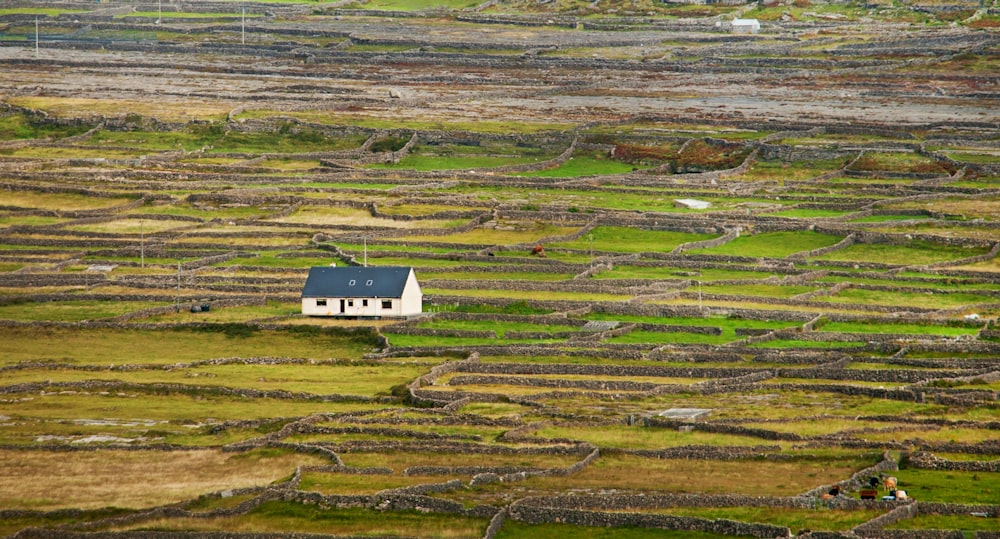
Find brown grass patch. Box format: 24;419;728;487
0;449;325;510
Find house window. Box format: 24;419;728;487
348;280;356;286
316;299;327;307
381;300;392;309
347;300;354;307
362;299;369;307
366;280;373;286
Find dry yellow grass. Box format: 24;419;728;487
271;206;454;229
0;191;135;211
0;449;325;510
7;96;232;122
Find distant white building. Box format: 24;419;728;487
732;18;760;34
301;266;422;318
674;198;712;210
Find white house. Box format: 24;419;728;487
301;266;422;318
731;18;760;34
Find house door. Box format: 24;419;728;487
339;299;345;313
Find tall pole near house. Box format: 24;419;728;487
177;261;181;310
140;220;145;269
35;17;39;57
242;6;246;45
363;238;368;267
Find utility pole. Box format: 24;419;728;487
157;0;161;24
698;280;703;313
140;219;144;269
35;17;39;58
241;6;246;45
363;238;368;267
176;261;181;310
588;233;594;268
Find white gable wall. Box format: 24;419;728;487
399;268;423;316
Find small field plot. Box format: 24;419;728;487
0;326;377;366
643;506;884;532
887;469;999;505
0;299;171;322
686;231;843;258
101;502;489;536
2;362;425;397
7;96;232;122
0;448;325;510
591;265;779;281
530;424;769;449
340;450;582;471
0;392;385;447
63;218;193;234
887;513;1000;534
517;151;645;177
467;453;877;497
871;222;1000;242
739;157;848;183
816;288;988;310
814;240;990;265
847;151;954;175
495;521;743;539
403;223;579;246
886;196;1000;222
0;190;137;212
550;227;715;253
413;317;582;337
269;206;457;229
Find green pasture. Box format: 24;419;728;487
889;469;999;505
423;287;631;302
0;326;377;366
414;318;580;337
422;270;573;281
517;152;646;177
761;208;851;219
584;313;798;334
814;241;990;265
605;330;736;346
549;226;713;253
369;154;544;171
888;513;1000;534
403;223;578;246
815;320;980;337
0;113;94;141
0;362;423;397
532;424;769;449
591;265;778;281
818;288;988;310
700;283;817;298
0;300;171;322
686;231;843;258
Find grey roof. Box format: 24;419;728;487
302;266;414;299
